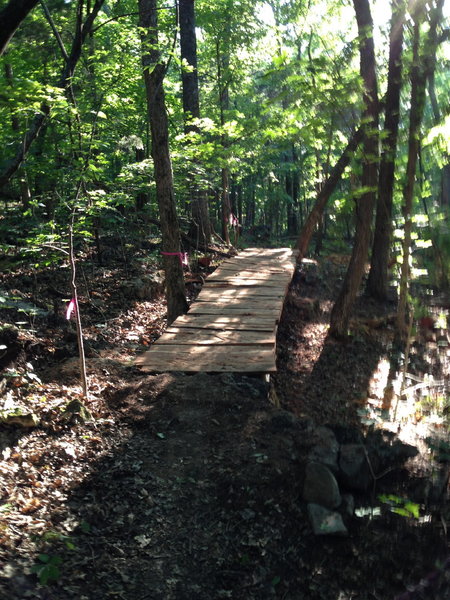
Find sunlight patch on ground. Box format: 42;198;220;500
363;354;450;458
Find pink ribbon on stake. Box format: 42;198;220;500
161;251;189;267
229;213;239;227
65;298;77;320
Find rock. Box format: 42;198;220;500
389;440;419;462
270;411;300;429
62;400;92;424
307;503;348;536
340;493;355;517
309;426;339;473
328;424;362;444
121;272;165;301
303;462;341;509
365;429;419;470
0;412;40;428
339;444;374;491
0;324;20;368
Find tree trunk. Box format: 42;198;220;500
366;0;406;300
179;0;212;245
135;146;149;211
396;0;444;338
217;38;232;245
330;0;379;337
138;0;188;325
0;0;40;56
294;126;363;259
221;167;231;244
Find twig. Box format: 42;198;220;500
69;222;88;399
39;243;69;255
393;309;414;420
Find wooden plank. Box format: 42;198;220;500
197;288;285;300
218;259;295;271
221;249;295;261
194;300;284;308
160;328;273;345
174;314;276;331
206;270;292;282
217;260;290;269
194;296;284;306
203;279;290;288
188;304;280;317
135;346;276;372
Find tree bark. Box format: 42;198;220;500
0;0;40;56
294;126;363;259
0;0;105;190
221;167;231;244
179;0;212;245
217;39;231;245
139;0;188;325
396;0;444;338
330;0;379;337
366;0;405;300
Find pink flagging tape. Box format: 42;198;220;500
161;251;189;266
65;298;76;320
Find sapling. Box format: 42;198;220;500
68;221;89;401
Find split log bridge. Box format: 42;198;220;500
135;248;297;373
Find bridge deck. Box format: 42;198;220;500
135;248;296;373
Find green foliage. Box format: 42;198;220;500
0;0;447;254
31;554;63;586
378;494;420;519
425;437;450;462
30;529;77;585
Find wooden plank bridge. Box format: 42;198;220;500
135;248;297;373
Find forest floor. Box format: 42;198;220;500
0;244;449;600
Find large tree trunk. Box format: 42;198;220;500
221;167;231;244
396;0;444;338
330;0;379;337
294;126;363;260
217;40;231;245
0;0;40;56
179;0;212;246
0;0;105;191
138;0;188;325
366;0;405;300
285;148;299;237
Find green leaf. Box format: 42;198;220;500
38;553;50;564
80;521;91;534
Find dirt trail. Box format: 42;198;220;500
1;254;449;599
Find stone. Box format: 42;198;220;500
1;412;40;428
270;411;300;429
121;273;165;301
307;503;348;536
339;444;373;491
365;428;418;469
328;424;362;444
308;426;339;473
340;493;355;517
303;462;341;509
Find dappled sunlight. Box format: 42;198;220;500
136;248;295;373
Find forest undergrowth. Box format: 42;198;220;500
0;245;449;599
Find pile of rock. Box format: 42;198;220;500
303;425;418;535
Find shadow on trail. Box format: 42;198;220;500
276;257;387;427
2;257;448;600
3;371;447;600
